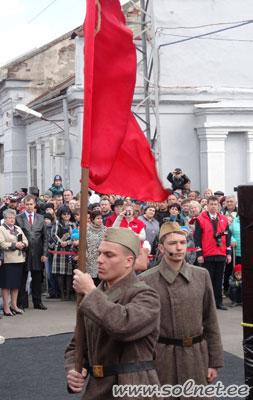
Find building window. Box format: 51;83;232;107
0;144;4;173
30;145;37;186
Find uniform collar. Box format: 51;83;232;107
159;257;191;284
100;270;138;302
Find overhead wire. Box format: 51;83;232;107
156;19;253;32
27;0;58;24
157;32;253;43
158;19;253;49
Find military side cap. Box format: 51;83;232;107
159;221;183;240
103;227;140;258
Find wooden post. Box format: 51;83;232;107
74;167;89;372
237;184;253;398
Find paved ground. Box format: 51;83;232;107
0;294;244;359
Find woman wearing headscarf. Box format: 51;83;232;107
0;209;28;315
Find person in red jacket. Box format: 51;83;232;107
195;196;232;310
105;199;124;227
112;202;146;244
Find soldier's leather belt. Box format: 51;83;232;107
158;334;204;347
90;360;154;378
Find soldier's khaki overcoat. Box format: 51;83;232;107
65;270;163;400
140;258;224;399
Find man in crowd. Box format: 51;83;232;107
167;168;189;191
16;195;48;310
195;196;232;310
187;190;198;201
155;199;170;226
167;193;178;206
180;198;190;223
221;195;238;218
140;222;224;388
54;194;64;210
100;198;113;225
64;227;161;399
63;189;74;206
214;190;225;202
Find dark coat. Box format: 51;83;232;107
64;271;162;400
16;211;47;271
140;258;224;399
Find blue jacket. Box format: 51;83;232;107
229;216;241;257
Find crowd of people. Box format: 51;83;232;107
0;171;242;317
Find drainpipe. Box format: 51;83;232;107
63;98;70;189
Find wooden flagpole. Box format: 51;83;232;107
74;167;89;372
73;0;97;373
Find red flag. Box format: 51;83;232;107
82;0;168;201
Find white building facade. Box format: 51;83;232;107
148;0;253;194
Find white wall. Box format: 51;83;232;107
152;0;253;89
147;0;253;195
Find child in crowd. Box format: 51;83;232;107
48;175;65;196
229;264;242;307
73;209;80;228
69;229;79;271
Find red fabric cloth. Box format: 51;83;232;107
119;218;146;235
82;0;168;201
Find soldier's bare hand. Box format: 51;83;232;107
207;367;217;383
73;269;96;295
67;368;87;393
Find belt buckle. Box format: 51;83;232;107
182;337;193;347
92;365;104;378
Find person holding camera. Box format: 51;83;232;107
167;168;189;191
194;196;232;310
112;203;146;243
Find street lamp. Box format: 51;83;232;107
15;103;70;189
15;104;64;132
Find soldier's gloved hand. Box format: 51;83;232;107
67;368;87;392
73;269;96;295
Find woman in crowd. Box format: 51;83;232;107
68;199;77;213
112;202;146;243
200;198;208;210
203;188;213;198
230;215;241;265
0;209;28;315
166;203;184;226
185;200;202;233
86;211;107;286
138;205;159;249
51;206;76;300
44;202;57;222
